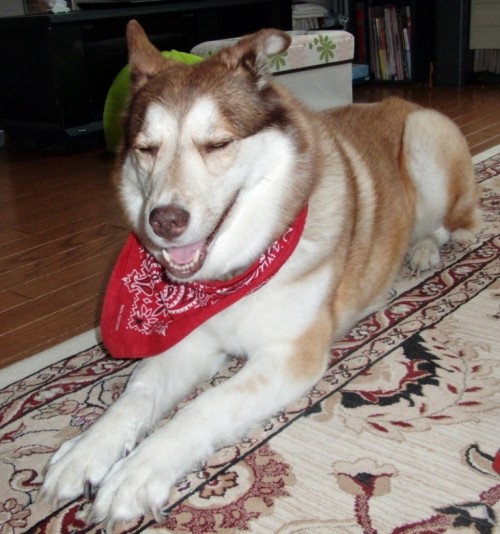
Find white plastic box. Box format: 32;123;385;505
191;30;355;110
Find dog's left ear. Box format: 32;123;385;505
126;20;167;91
218;29;291;89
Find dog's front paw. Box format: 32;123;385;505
89;446;175;527
452;228;478;244
407;237;440;275
40;430;134;507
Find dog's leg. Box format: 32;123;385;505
403;108;479;274
40;336;226;507
87;314;331;525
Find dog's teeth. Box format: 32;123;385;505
162;246;203;273
193;248;201;265
162;249;171;263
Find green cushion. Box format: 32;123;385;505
103;50;203;153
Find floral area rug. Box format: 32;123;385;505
1;147;499;534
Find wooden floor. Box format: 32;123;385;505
1;82;499;368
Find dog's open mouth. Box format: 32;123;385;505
160;195;237;280
162;240;207;279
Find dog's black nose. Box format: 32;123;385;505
149;205;190;240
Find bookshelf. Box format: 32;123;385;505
350;0;433;83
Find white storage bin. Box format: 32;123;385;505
191;30;354;110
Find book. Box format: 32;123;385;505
367;3;413;81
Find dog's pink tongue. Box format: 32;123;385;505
167;241;204;264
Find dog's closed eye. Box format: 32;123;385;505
204;139;234;153
135;145;159;157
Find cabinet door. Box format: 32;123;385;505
50;25;94;128
0;27;60;124
80;14;197;122
470;0;500;49
196;1;292;43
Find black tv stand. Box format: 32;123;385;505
0;0;291;149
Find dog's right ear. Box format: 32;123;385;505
126;20;166;91
217;29;291;89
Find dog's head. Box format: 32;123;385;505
116;21;312;282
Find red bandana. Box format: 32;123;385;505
101;206;308;358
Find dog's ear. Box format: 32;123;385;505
126;20;167;91
218;29;291;89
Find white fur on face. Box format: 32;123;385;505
119;99;236;244
119;96;299;279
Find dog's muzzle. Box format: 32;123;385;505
148;194;238;280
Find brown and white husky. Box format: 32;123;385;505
41;20;479;528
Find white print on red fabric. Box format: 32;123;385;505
122;224;298;338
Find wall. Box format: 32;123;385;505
470;0;500;49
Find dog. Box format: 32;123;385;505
41;20;479;528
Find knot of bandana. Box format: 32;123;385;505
101;206;308;358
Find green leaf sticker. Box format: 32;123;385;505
270;51;288;71
313;35;336;62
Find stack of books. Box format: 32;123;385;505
367;4;412;81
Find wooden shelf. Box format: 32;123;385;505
349;0;433;83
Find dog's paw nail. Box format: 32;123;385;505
35;487;46;505
161;505;170;518
105;520;116;534
84;506;102;527
84;480;95;501
43;491;63;512
151;506;164;525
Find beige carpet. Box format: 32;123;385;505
0;146;499;533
